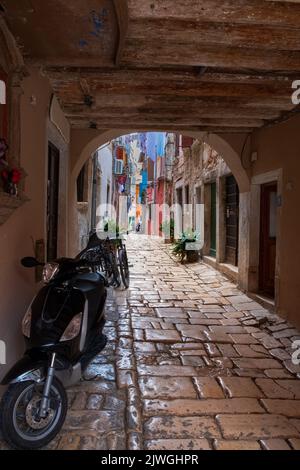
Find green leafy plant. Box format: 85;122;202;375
104;220;120;237
172;230;200;263
160;219;175;241
103;220;128;239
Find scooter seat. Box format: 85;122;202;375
74;272;106;292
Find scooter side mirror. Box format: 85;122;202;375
21;257;42;268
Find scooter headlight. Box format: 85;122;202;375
43;262;59;283
60;313;83;342
22;308;32;338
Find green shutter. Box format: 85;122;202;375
210;182;217;257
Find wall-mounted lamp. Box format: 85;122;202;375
30;95;37;106
251;151;258;163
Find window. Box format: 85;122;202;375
114;159;124;175
182;136;194;148
176;187;183;207
185;185;190;204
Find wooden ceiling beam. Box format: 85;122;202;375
63;106;281;120
128;18;300;51
51;80;292;99
53;93;293;111
66;116;264;128
121;39;300;72
128;0;300;28
69;121;254;133
46;69;295;85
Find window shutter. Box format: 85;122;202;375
182;136;194;148
114;159;124;175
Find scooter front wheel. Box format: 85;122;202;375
0;377;67;450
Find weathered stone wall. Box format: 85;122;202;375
0;67;68;385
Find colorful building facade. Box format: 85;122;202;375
112;133;167;233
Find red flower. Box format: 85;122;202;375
11;169;21;184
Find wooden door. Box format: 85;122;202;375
210;182;217;257
259;182;277;297
47;143;60;261
225;175;240;266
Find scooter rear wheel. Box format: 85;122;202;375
0;377;67;450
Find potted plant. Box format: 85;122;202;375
172;230;200;263
1;167;22;196
0;138;22;196
103;219;120;239
103;219;129;243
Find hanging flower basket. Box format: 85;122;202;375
1;167;22;196
0;138;23;196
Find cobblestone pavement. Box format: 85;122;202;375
120;235;300;451
1;234;300;450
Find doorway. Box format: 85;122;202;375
176;186;183;234
210;182;217;257
176;187;183;208
47;143;60;261
225;175;239;266
259;182;277;298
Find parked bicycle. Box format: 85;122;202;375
78;230;130;289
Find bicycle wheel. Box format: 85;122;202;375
119;247;130;289
107;252;121;288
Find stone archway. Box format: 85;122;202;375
186;131;252;291
68;129;251;292
71;129;133;181
71;129;250;191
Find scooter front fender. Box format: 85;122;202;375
1;355;48;386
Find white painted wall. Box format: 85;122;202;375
96;143;113;224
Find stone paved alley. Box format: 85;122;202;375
1;235;300;451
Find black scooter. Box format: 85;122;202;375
0;255;108;450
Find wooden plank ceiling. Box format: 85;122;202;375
2;0;300;132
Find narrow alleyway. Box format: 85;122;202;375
1;235;300;451
2;0;300;455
